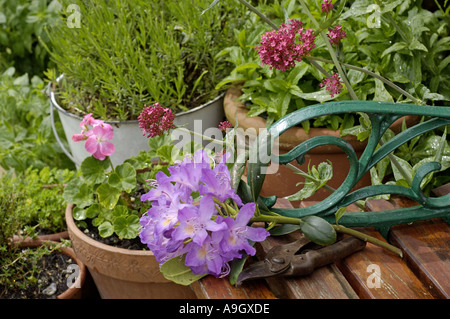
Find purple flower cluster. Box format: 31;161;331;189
327;26;347;45
321;0;334;14
255;19;316;71
138;102;176;138
139;150;270;277
320;72;343;97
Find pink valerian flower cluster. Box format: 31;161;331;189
255;19;316;71
139;149;270;277
138;102;176;138
320;72;343;97
327;26;347;45
321;0;333;14
72;114;115;161
219;120;232;132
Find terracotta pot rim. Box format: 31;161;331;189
224;87;417;153
16;240;86;299
65;204;154;258
10;231;69;248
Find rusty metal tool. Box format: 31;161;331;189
236;235;366;286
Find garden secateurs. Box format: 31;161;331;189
236;235;366;286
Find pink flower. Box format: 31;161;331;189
255;19;316;71
321;0;333;14
138;103;176;138
218;121;232;132
84;123;115;161
319;72;343;97
72;113;115;161
327;26;346;45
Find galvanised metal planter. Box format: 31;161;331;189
49;75;225;167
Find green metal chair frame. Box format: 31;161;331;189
252;101;450;238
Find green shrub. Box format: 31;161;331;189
0;68;75;172
0;0;60;76
45;0;248;121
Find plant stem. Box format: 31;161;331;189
306;56;423;104
332;224;403;258
236;0;278;30
175;127;225;146
250;213;403;257
298;0;358;101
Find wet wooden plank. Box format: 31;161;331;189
191;273;277;299
253;198;359;299
299;200;433;298
367;198;450;299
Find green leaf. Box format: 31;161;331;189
269;224;301;236
108;162;136;193
63;177;94;208
381;42;407;58
98;221;114;238
230;150;249;190
114;215;140;239
96;183;122;209
335;207;347;224
160;255;206;285
390;155;413;184
247;131;272;202
229;253;248;286
72;206;87;221
299;216;336;246
85;203;103;219
80;156;110;184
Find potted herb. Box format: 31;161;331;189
0;166;74;246
212;0;449;200
0;174;86;299
44;0;248;166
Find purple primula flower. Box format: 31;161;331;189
199;162;243;206
139;149;270;278
185;237;225;277
216;203;270;257
172;195;227;245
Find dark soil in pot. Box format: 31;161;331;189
1;249;75;299
79;219;148;251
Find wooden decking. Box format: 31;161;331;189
192;194;449;299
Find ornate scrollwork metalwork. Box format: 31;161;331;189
256;101;450;237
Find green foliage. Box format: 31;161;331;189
0;166;74;238
160;255;206;286
0;68;75;172
285;161;333;201
64;134;201;239
45;0;248;121
370;124;450;195
216;0;450;129
0;0;60;76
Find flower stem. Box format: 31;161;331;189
306;56;423;104
176;127;225;146
332;224;403;258
250;213;403;257
235;0;278;30
298;0;358;101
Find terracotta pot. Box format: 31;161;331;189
224;87;418;202
65;204;197;299
15;240;86;299
10;231;69;248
